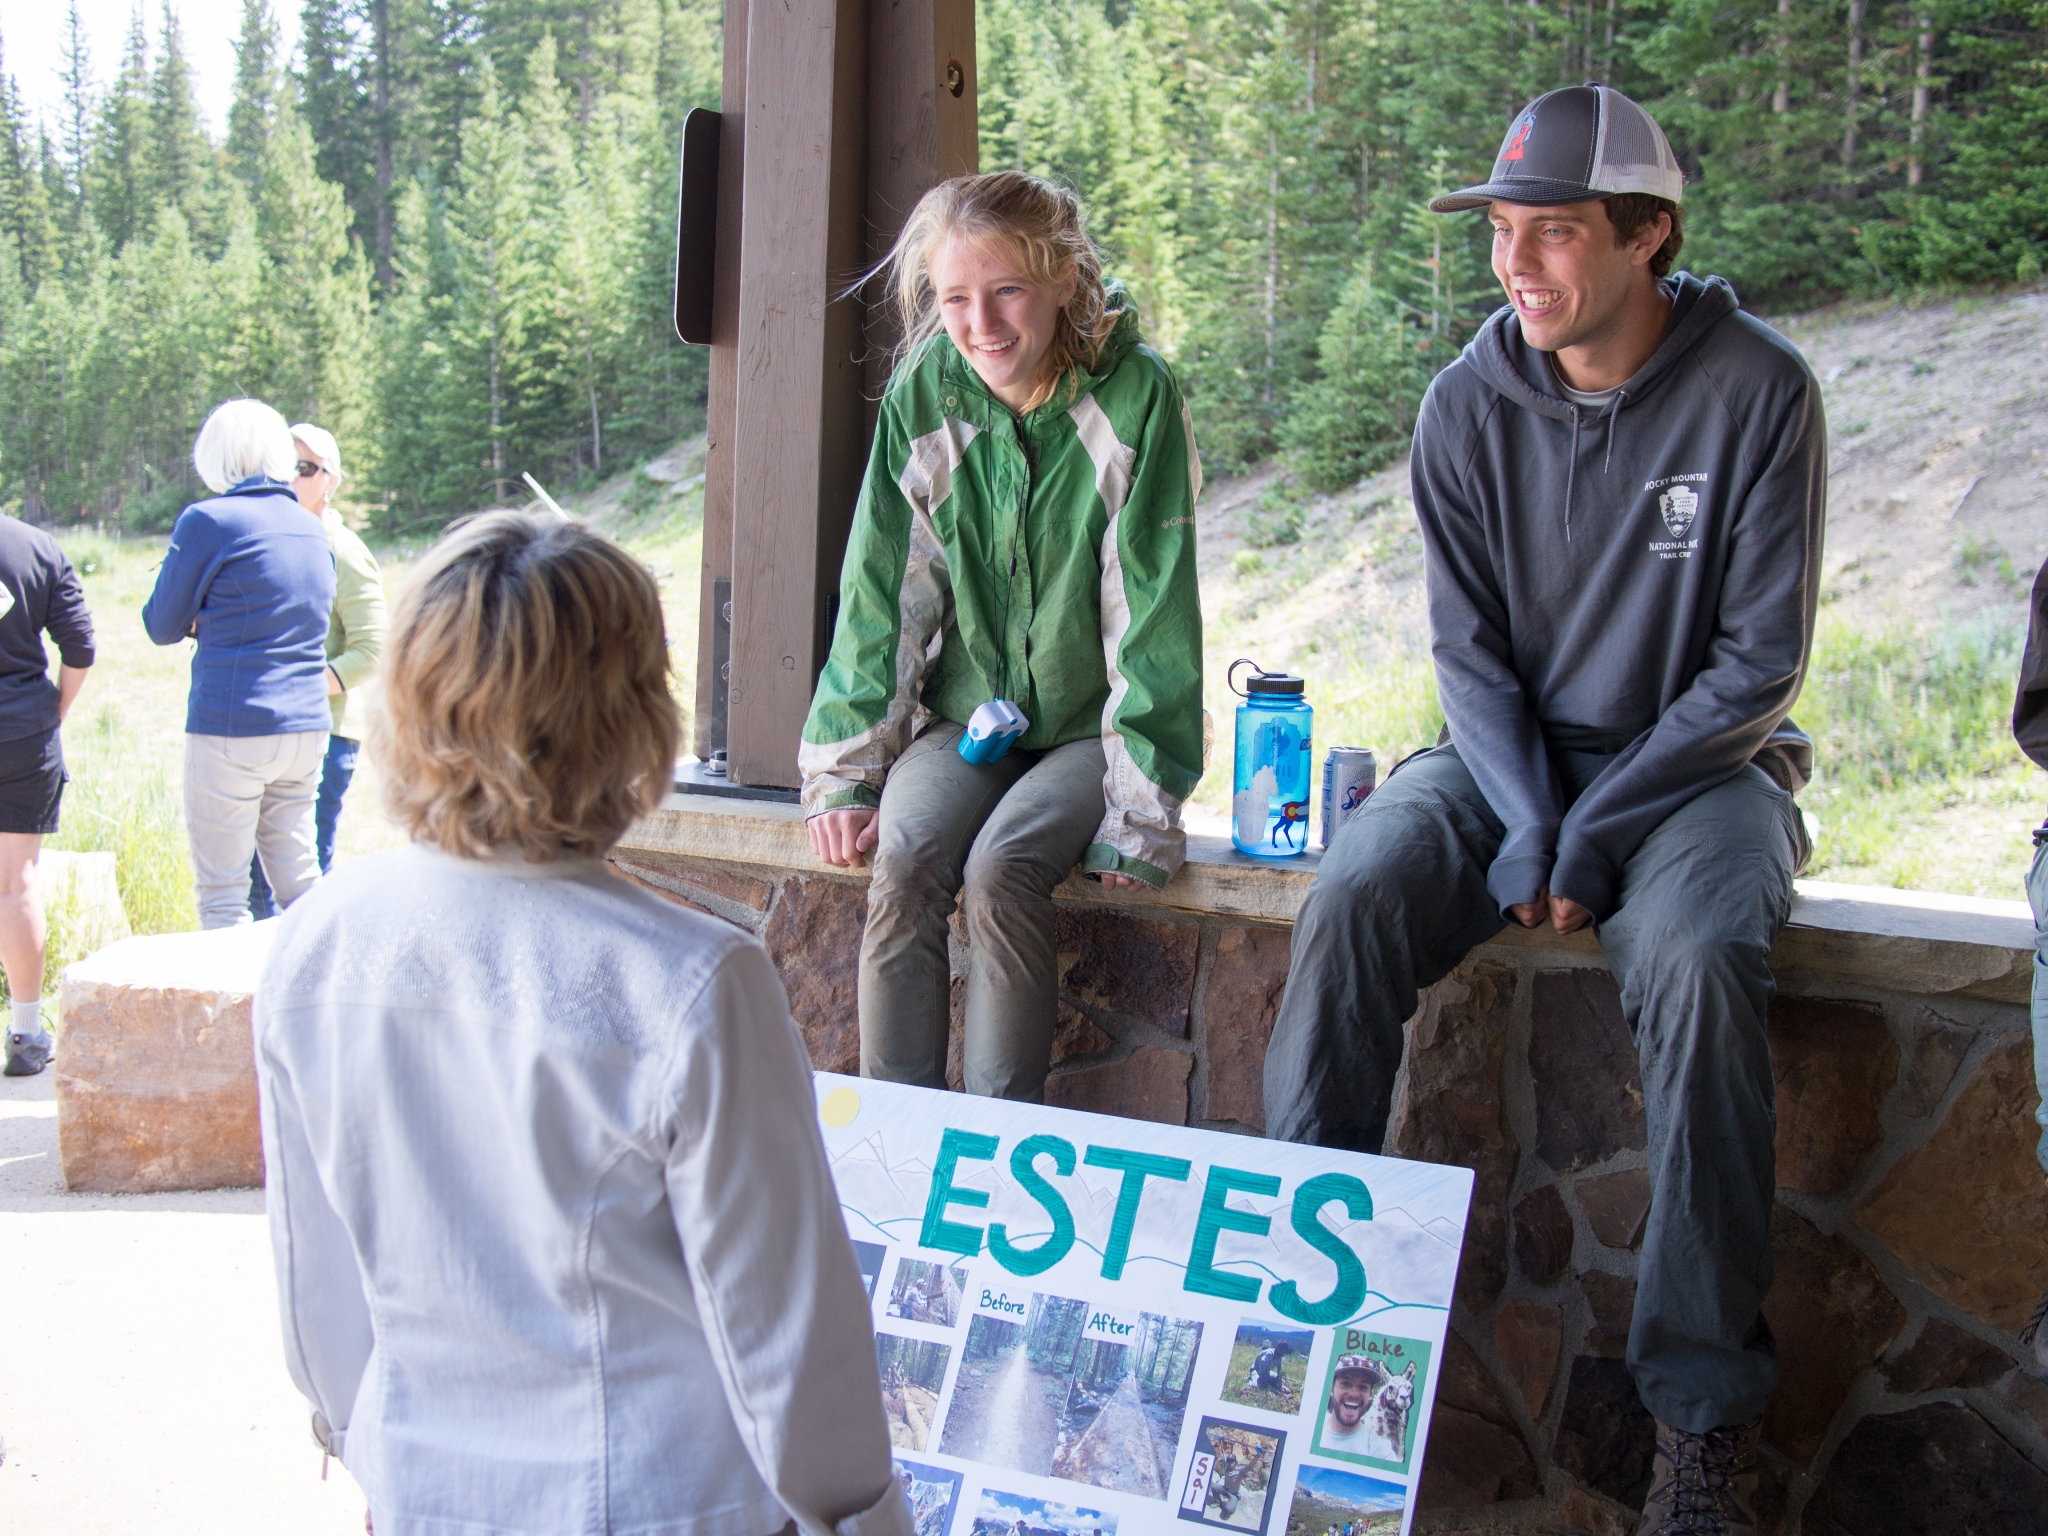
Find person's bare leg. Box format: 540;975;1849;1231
0;832;47;1031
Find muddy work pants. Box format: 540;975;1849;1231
858;720;1106;1101
1263;743;1809;1434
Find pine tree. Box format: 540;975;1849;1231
436;60;538;509
207;200;278;403
150;3;219;248
255;97;378;475
0;40;58;290
519;32;626;479
90;6;158;252
228;0;286;194
1279;259;1426;492
56;1;94;222
300;0;380;263
372;173;445;528
100;207;213;521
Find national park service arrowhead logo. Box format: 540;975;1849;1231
1659;484;1699;539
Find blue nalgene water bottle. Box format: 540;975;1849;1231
1229;659;1313;857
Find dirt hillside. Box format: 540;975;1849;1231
1197;285;2048;661
1777;289;2048;624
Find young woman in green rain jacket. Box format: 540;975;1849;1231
801;170;1204;1102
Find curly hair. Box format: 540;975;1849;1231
374;511;678;861
873;170;1120;412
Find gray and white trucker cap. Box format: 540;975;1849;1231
1430;84;1684;212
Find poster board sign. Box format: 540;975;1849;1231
814;1073;1474;1536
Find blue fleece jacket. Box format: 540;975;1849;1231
1412;272;1826;920
143;480;336;737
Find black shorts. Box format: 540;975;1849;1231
0;727;66;835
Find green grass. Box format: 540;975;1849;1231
1196;487;2031;901
48;701;200;937
1796;611;2038;891
27;455;708;974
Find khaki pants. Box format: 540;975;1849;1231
859;720;1106;1101
184;732;327;929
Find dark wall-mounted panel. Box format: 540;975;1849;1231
672;107;722;345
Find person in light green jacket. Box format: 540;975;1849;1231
802;171;1203;1101
248;423;387;918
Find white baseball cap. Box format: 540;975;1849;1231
291;422;344;479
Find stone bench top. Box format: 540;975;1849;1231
625;793;2037;1004
64;918;278;994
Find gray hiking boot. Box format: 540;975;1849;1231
2021;1282;2048;1376
3;1029;53;1077
1639;1416;1761;1536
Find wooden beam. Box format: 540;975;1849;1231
862;0;978;405
726;0;870;787
708;0;978;788
691;0;749;761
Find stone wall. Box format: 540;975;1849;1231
613;804;2047;1535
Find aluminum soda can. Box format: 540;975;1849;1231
1321;747;1378;849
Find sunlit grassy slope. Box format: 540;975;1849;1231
45;461;705;939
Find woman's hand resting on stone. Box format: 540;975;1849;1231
808;806;880;867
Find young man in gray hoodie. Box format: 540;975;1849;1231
1263;86;1825;1536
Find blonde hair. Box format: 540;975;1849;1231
374;511;678;861
877;170;1120;412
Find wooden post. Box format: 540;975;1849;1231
726;0;869;787
863;0;979;406
692;0;749;761
712;0;977;789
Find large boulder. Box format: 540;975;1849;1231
55;922;277;1193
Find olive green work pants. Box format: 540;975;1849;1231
857;719;1107;1101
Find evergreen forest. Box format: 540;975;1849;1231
1;0;2043;529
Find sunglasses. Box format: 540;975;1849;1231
294;460;328;479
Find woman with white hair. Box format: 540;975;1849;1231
143;399;335;928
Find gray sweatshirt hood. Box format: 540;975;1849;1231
1462;273;1742;539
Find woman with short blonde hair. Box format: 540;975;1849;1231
255;511;909;1536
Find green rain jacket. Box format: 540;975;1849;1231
799;299;1204;888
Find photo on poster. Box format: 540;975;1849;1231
941;1294;1203;1500
892;1457;964;1536
877;1333;953;1452
1284;1464;1406;1535
889;1258;969;1327
1221;1319;1316;1417
1309;1331;1433;1475
970;1487;1118;1535
1176;1416;1286;1533
853;1241;889;1300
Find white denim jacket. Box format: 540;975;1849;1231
255;845;911;1536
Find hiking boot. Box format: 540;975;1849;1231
1639;1416;1761;1536
2021;1281;2048;1376
3;1029;53;1077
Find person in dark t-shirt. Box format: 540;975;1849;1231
0;515;94;1077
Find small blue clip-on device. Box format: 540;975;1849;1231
959;700;1029;765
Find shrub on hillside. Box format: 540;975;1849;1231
1280;270;1428;495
